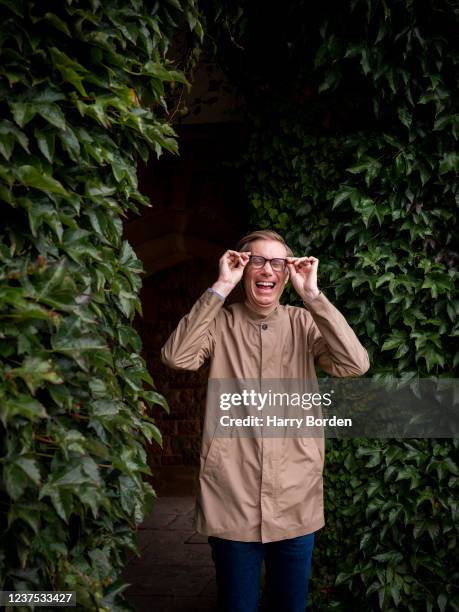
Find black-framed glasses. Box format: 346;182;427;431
249;255;287;272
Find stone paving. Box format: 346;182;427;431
123;495;218;612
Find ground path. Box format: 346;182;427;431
123;466;217;611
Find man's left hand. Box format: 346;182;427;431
287;256;320;302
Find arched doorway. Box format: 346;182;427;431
124;124;248;492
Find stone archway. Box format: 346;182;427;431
124;124;248;478
126;208;238;277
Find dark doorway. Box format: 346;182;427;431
125;123;249;490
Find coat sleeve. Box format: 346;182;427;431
161;290;224;371
304;292;370;377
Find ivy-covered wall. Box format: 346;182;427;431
0;1;201;609
207;0;458;609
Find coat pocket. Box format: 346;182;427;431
274;439;323;521
300;439;324;473
201;434;224;475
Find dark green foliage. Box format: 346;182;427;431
318;438;458;611
207;0;458;609
0;0;201;609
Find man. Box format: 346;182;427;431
161;230;369;611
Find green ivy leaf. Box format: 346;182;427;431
35;128;56;163
14;457;41;485
37;104;67;130
10;102;36;128
1;394;48;425
9;356;63;394
16;165;68;195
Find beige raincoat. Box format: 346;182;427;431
161;289;369;543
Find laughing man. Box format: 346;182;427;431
161;229;369;612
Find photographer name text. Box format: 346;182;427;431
219;415;352;428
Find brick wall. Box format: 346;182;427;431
136;259;215;467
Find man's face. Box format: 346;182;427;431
243;239;289;309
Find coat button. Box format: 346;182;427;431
261;323;268;330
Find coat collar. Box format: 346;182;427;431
240;300;282;323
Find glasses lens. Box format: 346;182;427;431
251;256;265;268
271;259;286;271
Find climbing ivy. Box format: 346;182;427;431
0;0;202;609
207;0;458;609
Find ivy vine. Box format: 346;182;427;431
0;1;202;609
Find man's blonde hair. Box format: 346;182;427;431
236;229;293;257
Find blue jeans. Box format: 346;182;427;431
208;533;315;612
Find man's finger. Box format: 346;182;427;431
297;259;312;270
227;249;251;257
294;256;319;270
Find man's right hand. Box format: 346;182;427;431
211;250;251;298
